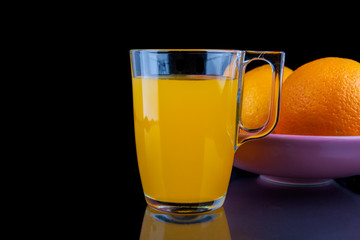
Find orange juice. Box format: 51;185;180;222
132;75;238;203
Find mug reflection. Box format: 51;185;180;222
140;206;231;240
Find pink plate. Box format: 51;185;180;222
234;134;360;185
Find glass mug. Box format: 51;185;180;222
130;49;284;213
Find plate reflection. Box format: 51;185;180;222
224;176;360;239
140;206;231;240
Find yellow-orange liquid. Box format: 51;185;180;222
132;75;238;203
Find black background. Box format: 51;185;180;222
17;7;359;238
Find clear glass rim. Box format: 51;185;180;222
130;49;241;54
130;49;284;55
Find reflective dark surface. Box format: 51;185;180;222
136;170;360;239
224;172;360;239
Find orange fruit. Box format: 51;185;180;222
241;65;293;129
275;57;360;136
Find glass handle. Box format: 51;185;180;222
235;51;285;149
